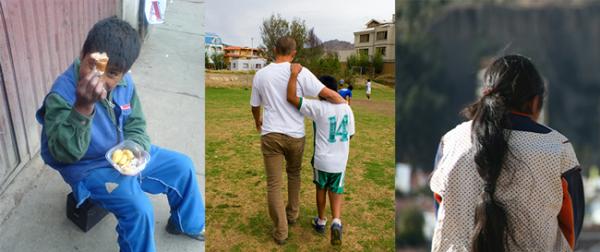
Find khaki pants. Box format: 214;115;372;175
261;133;305;241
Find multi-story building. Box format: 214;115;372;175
229;58;267;71
353;15;395;75
224;46;266;71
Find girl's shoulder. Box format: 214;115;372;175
442;121;473;141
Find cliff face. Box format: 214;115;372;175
426;3;600;167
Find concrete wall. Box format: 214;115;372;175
121;0;140;30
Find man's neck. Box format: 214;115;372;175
274;55;294;63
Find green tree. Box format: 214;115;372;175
289;18;307;60
320;53;341;76
339;66;355;86
346;54;357;68
260;14;290;61
260;14;310;61
308;52;340;77
372;52;384;75
211;53;226;70
205;51;212;69
347;53;371;75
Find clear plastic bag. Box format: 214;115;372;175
105;140;151;176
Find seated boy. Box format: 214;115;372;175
35;17;204;252
286;63;355;245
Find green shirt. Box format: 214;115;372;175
43;59;150;164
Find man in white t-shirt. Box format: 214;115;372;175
366;79;372;100
250;36;344;245
286;64;355;246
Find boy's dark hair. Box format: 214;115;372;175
275;36;296;56
348;84;354;91
81;17;141;73
319;75;338;93
367;79;371;82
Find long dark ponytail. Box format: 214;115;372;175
461;55;545;252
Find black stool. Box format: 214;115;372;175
66;192;109;232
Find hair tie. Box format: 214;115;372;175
482;87;493;96
483;183;495;194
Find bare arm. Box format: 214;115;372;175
251;106;262;133
287;63;303;108
319;87;345;104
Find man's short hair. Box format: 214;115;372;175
81;17;141;73
275;36;296;56
319;75;338;92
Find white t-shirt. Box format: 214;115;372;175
299;98;355;173
366;81;372;94
250;62;325;138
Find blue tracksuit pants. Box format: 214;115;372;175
80;145;204;252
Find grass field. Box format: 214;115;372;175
206;73;395;251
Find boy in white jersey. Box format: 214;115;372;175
286;63;355;246
366;79;372;100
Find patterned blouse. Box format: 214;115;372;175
430;114;584;252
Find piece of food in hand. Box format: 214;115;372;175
91;52;109;75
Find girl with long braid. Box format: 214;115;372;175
429;55;584;251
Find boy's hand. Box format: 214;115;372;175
290;63;303;76
74;71;107;116
286;64;302;108
319;88;345;104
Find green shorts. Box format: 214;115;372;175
313;168;345;194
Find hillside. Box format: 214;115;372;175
323;39;353;52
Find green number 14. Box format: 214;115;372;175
328;115;349;143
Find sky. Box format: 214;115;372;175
204;0;394;47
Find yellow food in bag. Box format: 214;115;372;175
112;149;123;163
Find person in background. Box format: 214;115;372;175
365;79;372;100
338;83;353;105
430;55;584;252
